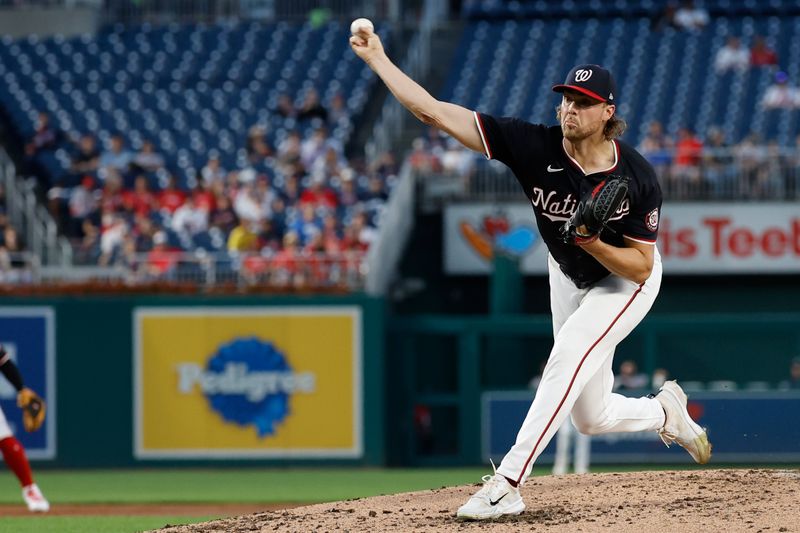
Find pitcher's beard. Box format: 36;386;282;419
561;120;602;142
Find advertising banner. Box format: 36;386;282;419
0;308;56;459
483;390;800;464
445;203;800;274
134;307;362;459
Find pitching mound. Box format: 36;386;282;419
153;469;800;532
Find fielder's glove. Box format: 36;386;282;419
17;388;46;432
561;174;630;245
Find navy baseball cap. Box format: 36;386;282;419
553;64;617;105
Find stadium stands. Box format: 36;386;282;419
440;16;800;146
0;20;394;287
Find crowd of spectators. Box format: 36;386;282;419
22;90;398;288
638;121;800;199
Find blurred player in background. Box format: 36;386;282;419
0;346;49;512
350;24;711;521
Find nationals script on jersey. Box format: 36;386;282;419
474;112;662;288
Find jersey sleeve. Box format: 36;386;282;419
474;112;548;170
622;172;662;244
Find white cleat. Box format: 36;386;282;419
22;483;49;512
457;465;525;520
655;380;712;464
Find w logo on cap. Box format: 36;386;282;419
574;69;593;82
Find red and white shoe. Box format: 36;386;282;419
22;483;49;512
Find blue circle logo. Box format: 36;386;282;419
205;337;292;437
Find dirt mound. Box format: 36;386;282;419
153;469;800;532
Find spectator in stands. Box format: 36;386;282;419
614;360;649;391
274;93;297;119
70;134;101;177
312;145;347;179
296;88;328;123
277;130;302;168
321;213;342;254
327;92;349;127
272;230;302;288
291;203;323;245
98;212;128;266
703;126;735;198
99;134;134;178
778;357;800;390
157;175;187;214
673;0;709;32
24;112;60;157
240;238;270;286
341;222;368;252
350;210;377;248
670;127;703;197
371;151;399;180
281;174;303;206
200;154;227;185
171;195;208;238
750;35;778;68
246;125;275;164
0;227;25;269
337;168;360;210
362;175;389;203
145;230;178;279
761;71;800;109
255;174;278;219
227;220;258;252
441;137;476;178
233;180;263;223
299;171;338;210
67;175;99;237
190;182;216;214
408;137;443;174
638;121;673;181
75;220;100;264
714;36;750;74
651;368;670;389
132;215;157;252
257;217;283;252
733;133;766;191
209;195;238;234
122;175;157;217
100;172;125;214
300;126;333;170
131;140;165;173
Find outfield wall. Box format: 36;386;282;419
0;295;386;467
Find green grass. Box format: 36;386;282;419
0;467;488;505
0;516;215;533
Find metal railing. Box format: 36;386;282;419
2;250;367;291
1;150;72;266
421;146;800;202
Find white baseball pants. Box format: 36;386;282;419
497;249;666;485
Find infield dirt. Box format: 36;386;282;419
153;468;800;532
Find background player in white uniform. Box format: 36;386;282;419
350;26;711;521
0;346;49;512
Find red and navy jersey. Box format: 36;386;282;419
474;112;662;288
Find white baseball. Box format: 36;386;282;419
350;18;374;35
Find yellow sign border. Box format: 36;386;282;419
133;306;362;459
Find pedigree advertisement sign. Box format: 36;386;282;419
134;307;362;459
444;203;800;274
